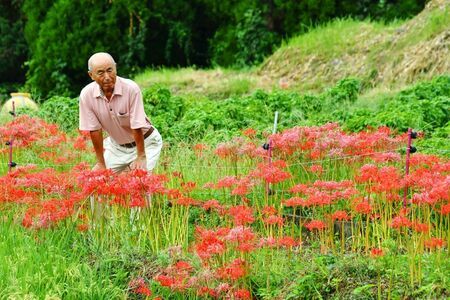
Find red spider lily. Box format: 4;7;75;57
198;286;218;298
305;220;327;231
171;171;183;179
410;154;442;169
215;283;231;295
216;176;238;189
174;260;193;274
236;242;257;253
355;164;378;183
370;248;384;257
412;222;430;233
129;277;152;296
154;274;176;288
290;184;308;194
390;216;412;229
263;215;284;226
174;196;198;206
242;128;257;138
228;205;255;226
76;169;115;195
22;196;80;229
250;160;291;184
166;188;183;199
193;143;208;157
202;199;223;212
44;133;67;147
216;258;248;280
71;162;90;173
308;164;322;176
193;143;208;152
141;173;169;194
195;227;228;260
424;238;446;249
77;223;89;232
331;210;350;221
225;226;256;244
231;177;254;196
215;139;245;160
283;197;310;207
16;168;76;195
353;199;373;215
180;181;197;193
73;135;87;151
356;165;402;193
262;205;278;216
306;190;333;206
0;115;44;147
233;288;252;300
277;236;298;248
202;182;215;190
258;237;278;248
440;203;450;215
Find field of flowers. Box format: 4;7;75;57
0;115;449;299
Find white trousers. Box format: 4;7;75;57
103;127;163;173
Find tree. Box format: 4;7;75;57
0;0;27;84
24;0;149;97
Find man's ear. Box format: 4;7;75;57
88;71;94;80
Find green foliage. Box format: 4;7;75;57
14;0;428;97
37;96;79;132
0;1;28;83
0;216;129;298
23;0;149;97
235;9;278;67
143;85;186;140
40;76;448;154
344;75;450;133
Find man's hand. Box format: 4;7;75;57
92;162;107;171
130;155;147;170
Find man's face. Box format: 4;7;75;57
88;60;117;93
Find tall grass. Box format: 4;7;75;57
0;213;128;299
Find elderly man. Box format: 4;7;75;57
79;52;162;173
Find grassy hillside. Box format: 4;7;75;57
134;0;449;98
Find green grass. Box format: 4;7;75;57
393;7;450;50
134;67;258;98
0;214;129;299
284;18;396;58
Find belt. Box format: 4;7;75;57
120;127;154;148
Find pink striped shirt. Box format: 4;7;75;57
79;76;152;145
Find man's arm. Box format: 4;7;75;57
130;128;146;170
90;129;106;170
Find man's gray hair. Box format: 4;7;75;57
88;52;116;71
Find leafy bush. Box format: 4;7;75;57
38;96;79;132
344;75;450;133
34;76;449;157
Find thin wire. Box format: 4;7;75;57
3;147;408;171
285;147;404;167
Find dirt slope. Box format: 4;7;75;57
257;0;449;91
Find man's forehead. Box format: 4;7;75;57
91;60;116;70
92;62;115;69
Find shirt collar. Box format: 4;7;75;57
94;76;123;99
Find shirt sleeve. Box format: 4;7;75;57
129;86;151;129
79;93;102;131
